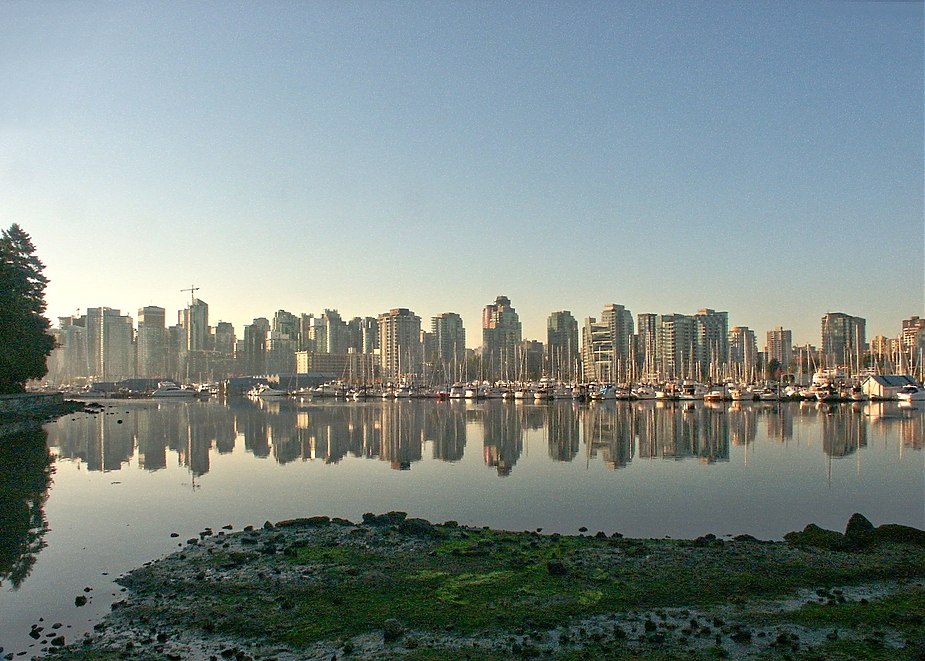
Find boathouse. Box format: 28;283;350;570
860;374;917;400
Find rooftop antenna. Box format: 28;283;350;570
180;284;200;306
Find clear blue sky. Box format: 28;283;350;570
2;1;922;346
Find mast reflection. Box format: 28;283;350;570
43;399;921;477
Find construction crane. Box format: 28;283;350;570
180;284;200;306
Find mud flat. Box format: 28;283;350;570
35;513;925;661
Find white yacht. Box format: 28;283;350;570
678;381;708;400
631;385;658;400
152;382;197;398
248;383;289;398
897;384;925;402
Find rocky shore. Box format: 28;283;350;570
33;513;925;661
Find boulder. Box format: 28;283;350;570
546;559;568;576
874;523;925;547
783;524;846;550
362;511;408;526
274;516;331;528
382;618;404;642
844;513;876;547
398;517;437;537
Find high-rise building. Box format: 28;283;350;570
520;339;545;381
346;317;361;353
581;317;611;382
636;313;660;380
85;307;134;380
265;330;297;374
657;314;696;379
322;309;349;354
241;317;270;375
46;316;89;383
765;326;793;370
546;311;579;380
901;316;925;350
728;326;758;379
361;317;379;353
136;306;166;378
378;308;422;379
602;304;635;380
432;312;466;379
481;295;522;380
213;321;236;357
179;299;209;352
581;304;634;382
821;312;866;368
272;310;300;345
693;308;728;380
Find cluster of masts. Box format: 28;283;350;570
247;368;923;403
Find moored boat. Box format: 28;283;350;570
897;384;925;402
152;382;198;398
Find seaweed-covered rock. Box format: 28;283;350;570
383;618;404;642
275;516;332;528
363;511;408;526
546;559;568;576
398;517;437;537
874;523;925;547
784;524;846;550
845;513;876;547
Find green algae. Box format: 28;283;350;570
42;516;925;660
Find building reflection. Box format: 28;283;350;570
42;399;922;478
635;403;729;464
819;403;867;457
483;401;524;476
585;402;635;468
547;404;580;462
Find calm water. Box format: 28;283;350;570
1;397;923;657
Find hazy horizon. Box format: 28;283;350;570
3;2;922;347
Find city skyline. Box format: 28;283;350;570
2;2;921;345
48;296;924;386
49;294;916;350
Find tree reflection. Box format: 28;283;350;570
0;425;53;589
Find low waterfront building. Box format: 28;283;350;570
860;374;917;400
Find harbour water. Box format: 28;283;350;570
1;397;922;657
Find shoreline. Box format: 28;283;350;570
33;513;925;661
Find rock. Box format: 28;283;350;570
50;636;65;646
398;517;437;537
275;516;331;528
383;618;404;642
783;524;846;550
363;511;407;526
546;559;568;576
263;521;274;530
845;513;876;547
874;523;925;547
75;595;88;607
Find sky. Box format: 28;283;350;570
2;1;922;347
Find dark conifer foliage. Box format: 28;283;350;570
0;224;56;393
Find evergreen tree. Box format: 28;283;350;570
0;224;56;393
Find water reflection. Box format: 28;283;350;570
0;425;53;589
45;399;923;478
